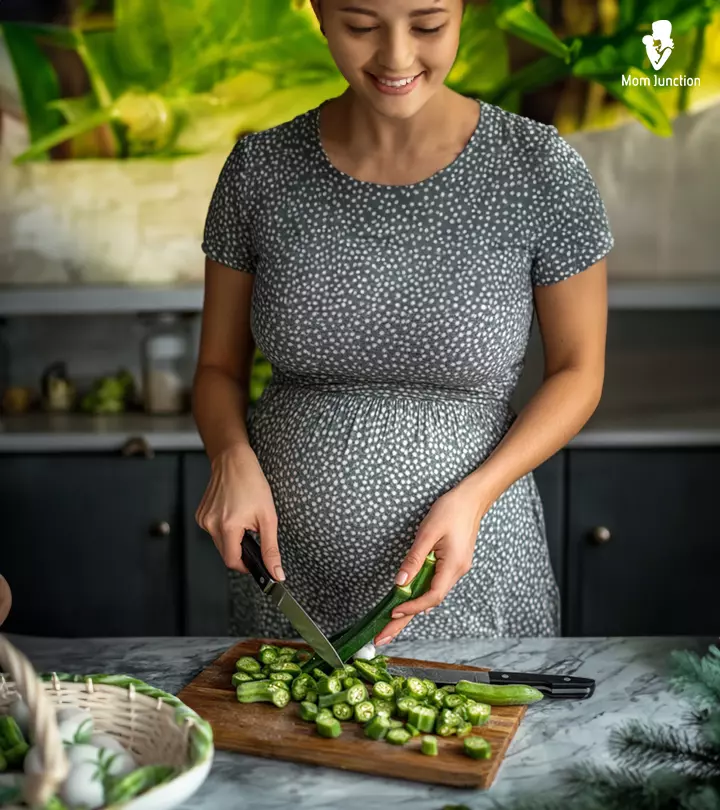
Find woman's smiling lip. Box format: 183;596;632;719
367;71;425;94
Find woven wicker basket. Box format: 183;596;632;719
0;634;214;809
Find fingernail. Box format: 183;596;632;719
391;612;405;619
274;566;285;581
395;571;409;586
376;636;392;647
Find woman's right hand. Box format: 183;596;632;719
195;443;285;580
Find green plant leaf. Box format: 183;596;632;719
448;4;510;94
3;22;80;49
572;43;629;78
13;107;114;164
112;0;171;88
491;0;572;62
636;0;720;33
82;30;130;99
618;0;639;31
484;52;571;104
598;67;673;136
47;94;98;123
156;0;330;93
0;23;65;144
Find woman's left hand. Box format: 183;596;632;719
374;478;492;647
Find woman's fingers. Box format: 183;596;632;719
390;561;464;618
394;523;439;587
220;527;250;574
375;613;414;647
194;475;215;528
258;512;284;581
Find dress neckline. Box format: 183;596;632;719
312;98;486;190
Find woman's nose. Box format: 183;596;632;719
375;31;417;74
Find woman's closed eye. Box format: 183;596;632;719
347;25;446;35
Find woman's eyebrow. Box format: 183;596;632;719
338;6;449;17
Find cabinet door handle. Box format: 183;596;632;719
121;436;154;459
591;526;612;544
150;521;171;537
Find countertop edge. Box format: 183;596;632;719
0;427;719;453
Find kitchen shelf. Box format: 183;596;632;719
0;284;204;316
1;280;720;316
1;407;719;452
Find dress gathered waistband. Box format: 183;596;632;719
267;372;511;408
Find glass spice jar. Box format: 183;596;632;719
140;313;192;415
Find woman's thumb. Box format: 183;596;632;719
259;513;284;581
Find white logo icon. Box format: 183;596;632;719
642;20;674;71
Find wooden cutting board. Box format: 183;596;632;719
177;639;527;788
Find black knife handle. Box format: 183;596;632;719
241;531;275;594
488;670;595;699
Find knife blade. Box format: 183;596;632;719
241;531;344;670
387;664;595;699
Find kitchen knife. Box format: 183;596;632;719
241;531;344;670
387;664;595;699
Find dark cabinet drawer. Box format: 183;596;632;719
566;449;720;636
0;453;181;637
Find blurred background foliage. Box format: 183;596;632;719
1;0;719;401
1;0;719;166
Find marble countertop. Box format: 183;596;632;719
4;634;715;809
1;407;719;452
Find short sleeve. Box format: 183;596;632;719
530;130;614;286
201;136;258;274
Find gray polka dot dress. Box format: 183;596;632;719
201;98;614;641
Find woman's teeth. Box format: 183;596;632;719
376;75;418;87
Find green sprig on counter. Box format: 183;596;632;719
499;644;720;810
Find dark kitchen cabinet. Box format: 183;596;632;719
566;449;720;636
182;453;230;635
0;453;182;637
531;452;566;601
3;445;717;639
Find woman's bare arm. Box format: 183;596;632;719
192;257;284;578
192;258;256;461
374;259;609;636
462;258;608;506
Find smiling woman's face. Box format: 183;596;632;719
311;0;465;116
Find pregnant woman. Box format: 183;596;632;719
193;0;614;645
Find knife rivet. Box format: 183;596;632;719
564;677;571;681
260;577;265;585
502;674;509;679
